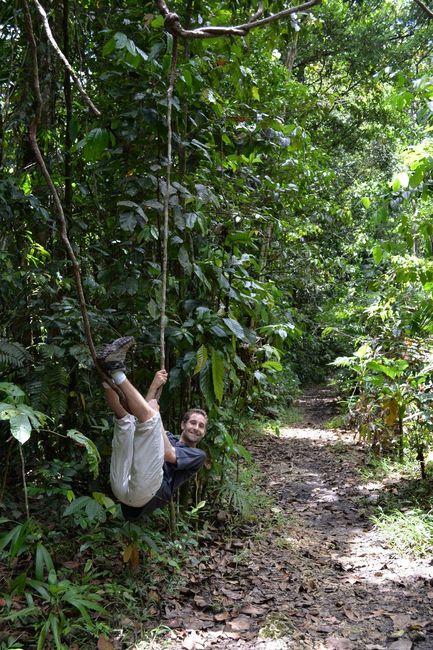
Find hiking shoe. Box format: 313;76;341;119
96;336;136;373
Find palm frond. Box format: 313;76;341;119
0;339;30;369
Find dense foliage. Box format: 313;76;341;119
2;0;433;646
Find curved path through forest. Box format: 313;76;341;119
145;387;433;650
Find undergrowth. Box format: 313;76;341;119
361;452;433;557
1;411;285;649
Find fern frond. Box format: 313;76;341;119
0;339;30;370
27;364;69;419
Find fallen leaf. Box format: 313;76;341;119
389;639;412;650
226;615;251;632
240;605;266;616
97;636;114;650
220;588;243;600
343;608;358;621
214;611;229;621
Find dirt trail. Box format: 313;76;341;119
149;387;433;650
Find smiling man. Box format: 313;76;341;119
96;336;208;521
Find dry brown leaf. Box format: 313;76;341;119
97;636;114;650
240;605;266;616
214;611;230;621
122;544;132;563
343;608;358;621
220;588;243;600
226;615;251;632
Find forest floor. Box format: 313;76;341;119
136;387;433;650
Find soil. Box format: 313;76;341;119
140;387;433;650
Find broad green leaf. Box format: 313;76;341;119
82;128;111;162
194;345;208;375
262;360;283;371
9;414;31;444
361;197;371;209
199;362;214;408
102;36;116;56
63;495;92;516
354;344;371;359
0;382;25;398
392;177;401;192
372;244;383;264
193;263;211;289
211;348;224;403
409;165;424;188
178;246;192;274
67;430;101;478
223;317;245;340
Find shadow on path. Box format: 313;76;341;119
149;387;433;650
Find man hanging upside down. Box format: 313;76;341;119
96;336;207;521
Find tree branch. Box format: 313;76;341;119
157;0;322;39
414;0;433;18
31;0;101;116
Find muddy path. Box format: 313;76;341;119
145;387;433;650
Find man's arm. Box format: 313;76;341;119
145;369;168;401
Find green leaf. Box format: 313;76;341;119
354;344;371;359
102;36;116;56
262;360;283;371
178;246;192;274
193;263;211;289
199;362;214;408
151;15;164;28
361;197;371;209
223;317;245;340
114;32;128;49
392;177;401;192
211;348;224;403
409;165;424;188
67;430;101;478
9;414;32;443
35;543;54;580
194;344;208;375
0;382;25;398
81;128;111;162
372;244;383;264
166;32;173;55
63;495;92;516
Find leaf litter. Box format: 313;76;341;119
128;387;433;649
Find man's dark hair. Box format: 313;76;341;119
181;408;208;425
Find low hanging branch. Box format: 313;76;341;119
22;0;123;399
31;0;101;116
